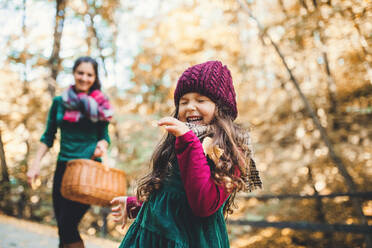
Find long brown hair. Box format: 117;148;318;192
136;106;261;216
136;110;178;202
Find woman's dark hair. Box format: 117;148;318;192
136;106;258;216
72;56;101;92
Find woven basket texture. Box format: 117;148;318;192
61;159;127;206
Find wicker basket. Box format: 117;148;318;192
61;159;127;206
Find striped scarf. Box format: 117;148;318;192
185;122;262;191
62;86;113;123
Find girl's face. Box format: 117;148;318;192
73;62;96;93
178;92;216;125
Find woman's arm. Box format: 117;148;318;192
27;143;49;185
97;121;111;144
40;97;59;148
92;139;109;158
28;98;59;186
93;122;110;158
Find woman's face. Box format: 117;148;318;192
178;92;216;125
73;62;96;93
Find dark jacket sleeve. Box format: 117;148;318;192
97;121;111;144
40;97;59;148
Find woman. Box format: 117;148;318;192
27;56;113;248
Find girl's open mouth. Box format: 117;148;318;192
187;116;203;124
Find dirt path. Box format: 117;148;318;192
0;214;120;248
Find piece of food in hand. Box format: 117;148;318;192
31;178;41;190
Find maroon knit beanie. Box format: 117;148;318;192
174;61;237;120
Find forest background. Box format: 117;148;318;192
0;0;371;247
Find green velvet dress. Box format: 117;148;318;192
119;161;230;248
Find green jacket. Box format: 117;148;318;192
40;96;110;162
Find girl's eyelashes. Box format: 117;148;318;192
198;97;211;103
179;97;210;105
180;99;207;104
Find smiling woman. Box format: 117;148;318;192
27;56;113;248
73;63;96;93
72;57;101;94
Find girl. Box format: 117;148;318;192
111;61;262;247
27;56;113;248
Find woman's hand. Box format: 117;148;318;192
93;140;108;158
110;196;128;229
27;143;49;188
158;117;190;137
27;164;40;187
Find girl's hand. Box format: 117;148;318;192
158;117;190;137
110;196;128;229
93;140;108;158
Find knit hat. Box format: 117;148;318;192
174;61;237;120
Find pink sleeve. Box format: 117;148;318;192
175;130;230;217
126;196;143;219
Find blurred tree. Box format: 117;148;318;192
48;0;66;97
0;130;10;210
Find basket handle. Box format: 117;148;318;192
91;152;110;171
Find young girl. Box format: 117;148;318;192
111;61;262;247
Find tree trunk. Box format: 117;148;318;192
322;52;337;114
21;0;29;94
308;166;333;247
298;0;308;11
277;0;288;18
84;0;108;76
48;0;67;97
0;129;12;215
0;130;9;184
312;0;317;8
